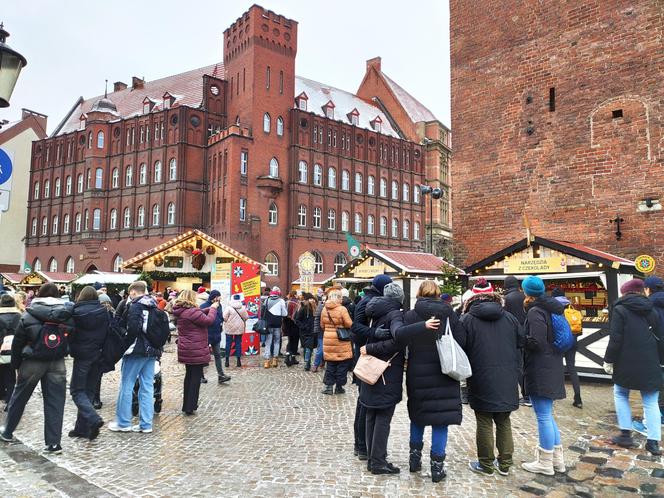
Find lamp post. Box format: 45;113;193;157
419;185;442;254
0;23;27;108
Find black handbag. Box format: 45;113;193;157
326;309;351;341
252;319;267;334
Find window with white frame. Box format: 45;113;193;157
75;213;82;232
263;113;271;133
367;175;375;195
31;218;37;236
313;207;321;229
297;205;307;226
41;216;48;235
55;178;61;197
391;218;398;238
334;252;347;273
93;208;101;230
113;255;123;273
298;97;307;111
63;214;70;233
95;168;103;189
33;258;42;272
33;181;40;199
367;215;375;235
139;164;147;184
44;180;50;198
152;204;160;226
65;257;75;273
110;209;117;229
328;167;337;188
268;202;278;225
169;159;177;180
86;169;91;189
414;222;420;240
276;117;284;136
112;168;119;188
125;166;133;187
97;131;104;148
239;198;246;221
167;203;176;225
380;216;387;236
269;157;279;177
342;170;350;191
313;251;323;274
354;213;362;233
325;106;334;119
391;180;399;200
403;183;410;202
123;208;131;228
298;160;308;183
240;152;248;176
52;215;59;234
341;211;349;232
137;206;145;227
66;176;72;195
84;210;89;230
414;186;420;204
355;173;363;193
154;161;162;183
327;209;336;230
403;220;410;239
265;252;279;276
49;258;58;272
380;178;387;197
88;132;92;148
351;114;359;126
313;164;322;186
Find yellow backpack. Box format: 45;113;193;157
564;305;583;335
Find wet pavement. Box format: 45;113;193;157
1;344;662;497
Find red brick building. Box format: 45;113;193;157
450;0;664;266
25;4;449;289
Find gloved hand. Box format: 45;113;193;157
374;326;392;340
603;362;614;375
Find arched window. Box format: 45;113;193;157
169;158;177;180
137;205;145;227
334;253;347;273
391;218;399;238
86;169;91;189
328;167;337;188
153;161;162;183
75;213;82;232
269;157;279;177
66;176;72;195
367;175;375;195
355;173;363;193
268;202;278;225
167;203;176;225
298;160;308;183
33;181;40;200
92;208;101;230
413;186;420;204
380;178;387;197
313;207;322;229
263;113;271;133
139;163;147;184
313;164;323;186
297;205;307;227
65;257;75;274
111;168;119;188
152;205;160;226
44;180;50;198
48;257;58;272
367;215;375;235
342;170;350;191
341;211;349;232
54;178;61;197
391;181;399;200
380;216;387;236
113;254;124;273
87;131;92;148
33;258;42;272
327;209;336;230
110;209;117;229
414;222;420;240
52;215;59;235
354;213;362;233
403;183;410;202
125;166;133;186
313;251;323;274
265;252;279;276
41;216;48;235
97;131;104;148
403;220;410;239
84;209;89;230
95;168;103;189
63;214;70;233
276;116;284;136
123;208;131;228
31;217;37;236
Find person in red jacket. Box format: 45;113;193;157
172;290;219;415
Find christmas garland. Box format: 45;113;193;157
145;270;210;281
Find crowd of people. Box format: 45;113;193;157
0;272;661;482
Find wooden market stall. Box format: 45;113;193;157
465;235;641;379
1;271;77;292
334;248;465;309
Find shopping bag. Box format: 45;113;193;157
436;318;472;381
353;352;399;385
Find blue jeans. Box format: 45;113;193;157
410;422;449;457
614;384;661;441
116;356;155;430
313;332;324;367
529;395;561;450
225;335;243;358
263;328;281;359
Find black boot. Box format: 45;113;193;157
431;453;446;483
572;394;583;409
225;357;230;368
409;442;423;472
646;439;662;456
321;385;333;395
611;429;637;448
236;356;242;368
285;354;293;367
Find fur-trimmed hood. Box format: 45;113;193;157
462;292;504;315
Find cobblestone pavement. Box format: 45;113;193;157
1;345;662;497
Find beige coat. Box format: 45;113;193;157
223;301;248;335
321;301;353;362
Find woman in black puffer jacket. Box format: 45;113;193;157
295;293;317;371
391;280;464;483
0;294;21;405
70;286;111;440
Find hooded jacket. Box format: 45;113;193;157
0;307;21;343
10;297;74;369
71;300;110;360
605;293;664;391
200;298;224;344
503;287;527;325
461;293;524;412
523;296;566;399
123;295;162;358
321;300;353;362
223;300;248;336
173;304;217;365
295;300;317;349
351;286;382;346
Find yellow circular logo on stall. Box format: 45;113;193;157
635;255;656;274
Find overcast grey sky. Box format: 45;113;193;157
2;0;450;134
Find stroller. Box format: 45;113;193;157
132;360;163;416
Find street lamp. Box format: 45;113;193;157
0;23;27;108
419;184;442;254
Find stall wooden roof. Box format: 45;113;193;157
335;248;464;279
0;273;25;284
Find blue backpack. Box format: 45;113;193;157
550;313;575;353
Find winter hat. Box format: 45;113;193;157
504;276;520;289
372;274;393;294
550;287;565;298
441;293;452;304
98;293;112;305
620;278;645;295
197;286;207;293
93;282;103;291
270;286;281;296
232;293;242;301
383;282;405;305
522;276;546;297
341;287;350;298
644;276;664;292
472;278;494;294
208;290;221;300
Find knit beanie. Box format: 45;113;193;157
550;287;565;298
620;278;645;295
93;282;103;291
522;276;545;297
644;276;664;292
472;277;494;294
208;290;221;300
383;282;404;305
98;293;112;305
372;274;393;294
504;276;519;289
197;286;207;293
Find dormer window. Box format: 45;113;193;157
371;116;383;133
348;108;360;126
296;92;308;111
322;100;335;119
79;114;87;130
162;92;175;110
142;97;155;114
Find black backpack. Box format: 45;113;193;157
30;321;69;361
100;316;131;373
144;307;171;349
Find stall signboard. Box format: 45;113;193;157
211;262;231;303
231;263;262;355
176;276;202;285
298;251;316;293
353;259;386;278
634;255;656;274
505;256;567;274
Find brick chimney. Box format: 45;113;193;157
132;76;145;89
366;57;382;72
114;81;128;91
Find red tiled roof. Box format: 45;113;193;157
381;72;437;123
371;249;464;274
54;62;224;136
39;272;77;283
548;240;634;265
0;273;24;283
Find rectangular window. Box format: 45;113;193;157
549;87;556;112
313;126;318;144
239;198;246;221
240;150;248;175
279;70;284;94
333;132;337;148
266;66;271;90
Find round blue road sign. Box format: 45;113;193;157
0;149;12;186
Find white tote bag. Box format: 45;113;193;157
436;318;472;381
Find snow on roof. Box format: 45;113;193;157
372;249;464;275
71;272;140;286
381;72;436;123
54;62;224;136
295;76;399;138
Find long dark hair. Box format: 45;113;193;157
37;283;60;298
77;286;99;303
